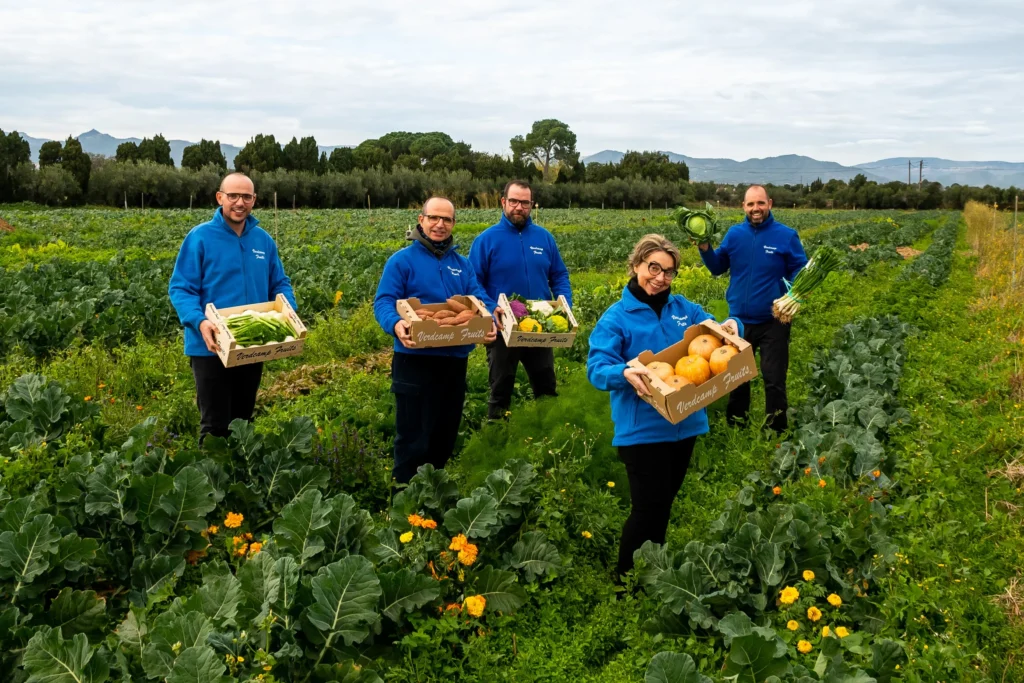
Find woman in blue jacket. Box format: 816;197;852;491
587;234;741;579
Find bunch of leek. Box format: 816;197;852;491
772;246;843;322
673;202;722;245
226;310;296;347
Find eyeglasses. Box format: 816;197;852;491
423;214;454;227
221;193;256;204
645;261;678;279
504;198;533;208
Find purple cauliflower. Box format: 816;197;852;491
509;299;529;319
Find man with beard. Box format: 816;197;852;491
469;180;572;420
169;172;297;442
696;185;807;434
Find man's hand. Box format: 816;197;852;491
484;319;498;344
624;366;651;397
394;320;416;348
199;320;221;354
721;318;739;336
698;242;710;251
493;306;504;323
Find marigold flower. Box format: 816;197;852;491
797;640;812;654
464;595;486;618
835;626;850;638
804;467;812;476
84;396;92;402
458;543;478;566
444;602;461;613
421;519;437;530
248;542;262;556
224;512;244;529
449;534;468;551
581;530;593;539
607;481;615;488
807;606;822;622
400;531;414;543
136;405;143;411
232;535;244;546
236;544;249;556
408;514;425;527
818;479;827;488
780;586;800;604
109;397;116;404
773;486;782;495
787;620;799;631
872;469;881;478
98;383;106;389
821;625;831;637
207;525;219;535
243;532;253;541
818;456;826;465
827;593;842;607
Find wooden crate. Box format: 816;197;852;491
396;295;493;348
205;294;307;368
498;294;578;348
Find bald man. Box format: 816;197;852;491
169;172;297;442
374;197;498;483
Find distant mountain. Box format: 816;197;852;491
19;130;346;169
582;150;890;185
855;157;1024;188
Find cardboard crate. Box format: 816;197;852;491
498;293;578;348
627;320;758;424
205;294;307;368
396;295;493;348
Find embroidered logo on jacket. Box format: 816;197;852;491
671;314;689;327
763;245;778;255
252;248;266;260
530;246;545;255
446;266;462;276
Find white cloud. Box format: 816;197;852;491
1;0;1022;165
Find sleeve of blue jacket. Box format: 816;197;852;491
699;231;731;276
587;311;631;392
785;232;809;283
467;237;489;298
268;241;298;311
168;231;208;334
465;263;496;312
547;233;573;308
373;256;406;338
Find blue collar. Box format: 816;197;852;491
743;211;776;231
212;206;259;236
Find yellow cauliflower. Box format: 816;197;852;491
519;317;542;333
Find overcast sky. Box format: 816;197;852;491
2;0;1022;165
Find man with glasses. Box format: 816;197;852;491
696;185;807;433
169;172;296;442
374;197;498;483
469;180;572;420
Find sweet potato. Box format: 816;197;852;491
453;310;475;325
413;309;435;319
433;309;456;320
436;317;456;326
446;298;469;313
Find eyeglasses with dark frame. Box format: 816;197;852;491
504;198;533;208
645;261;678;279
221;192;256;204
422;214;455;227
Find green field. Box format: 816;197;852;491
0;206;1021;682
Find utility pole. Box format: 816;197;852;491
918;160;923;189
908;160;911;186
1014;195;1019;287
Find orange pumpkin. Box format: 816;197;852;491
709;345;739;375
675;355;711;386
646;361;674;382
688;334;723;361
663;375;693;392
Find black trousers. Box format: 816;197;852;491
391;352;468;484
190;356;264;442
485;336;557;419
726;319;791;433
616;437;697;577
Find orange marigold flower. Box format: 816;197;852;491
445;602;462;613
248;542;262;556
224;512;244;529
408;514;425;527
464;595;486;618
207;525;219;535
458;543;478;566
136;405;143;411
449;534;468;552
232;535;244;546
804;467;812;476
84;396;92;402
818;456;826;465
421;519;437;530
98;383;106;389
872;469;881;478
818;479;827;488
797;640;812;654
827;593;842;607
772;486;782;495
243;532;253;541
236;544;249;556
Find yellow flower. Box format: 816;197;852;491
818;479;827;488
400;531;414;543
835;626;850;638
779;586;800;605
581;530;593;539
449;534;468;551
807;606;822;622
787;620;799;631
803;570;815;581
607;481;615;488
207;525;219;535
224;512;244;529
248;542;262;556
827;593;842;607
334;290;343;306
773;486;782;495
84;396;92;402
797;640;812;654
822;625;831;637
236;656;244;663
458;543;478;566
464;595;486;618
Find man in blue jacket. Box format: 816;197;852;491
469;180;572;420
374;197;498;483
169;173;296;442
697;185;807;433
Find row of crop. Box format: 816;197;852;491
802;212;944;273
895;215;958;287
635;314;915;681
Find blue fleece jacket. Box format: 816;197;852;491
468;214;573;308
587;287;743;447
168;208;296;357
374;240;496;358
699;212;808;325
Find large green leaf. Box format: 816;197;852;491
870;639;905;683
0;494;47;533
129;554;185;608
167;645;227;683
378;568;440;622
722;632;789;683
83;456;130;517
143;611;214;679
237;552;280;626
22;626;109;683
304;555;381;647
317;493;374;563
472;566;526;614
478;460;536;520
273;556;300;618
264;416;316;454
257;449;294;501
187;563;241;627
443;492;500;539
653;563;709;616
633;541;681;587
752;543;785;590
47;588;106;639
0;513;60;595
366;529;402;566
645;651;712;683
504;531;560;582
127;472;174;528
312;660;384;683
115;607;148;659
147;466;216;536
273;488;330;564
280;465;330;503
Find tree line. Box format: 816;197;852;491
0;125;1018;211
